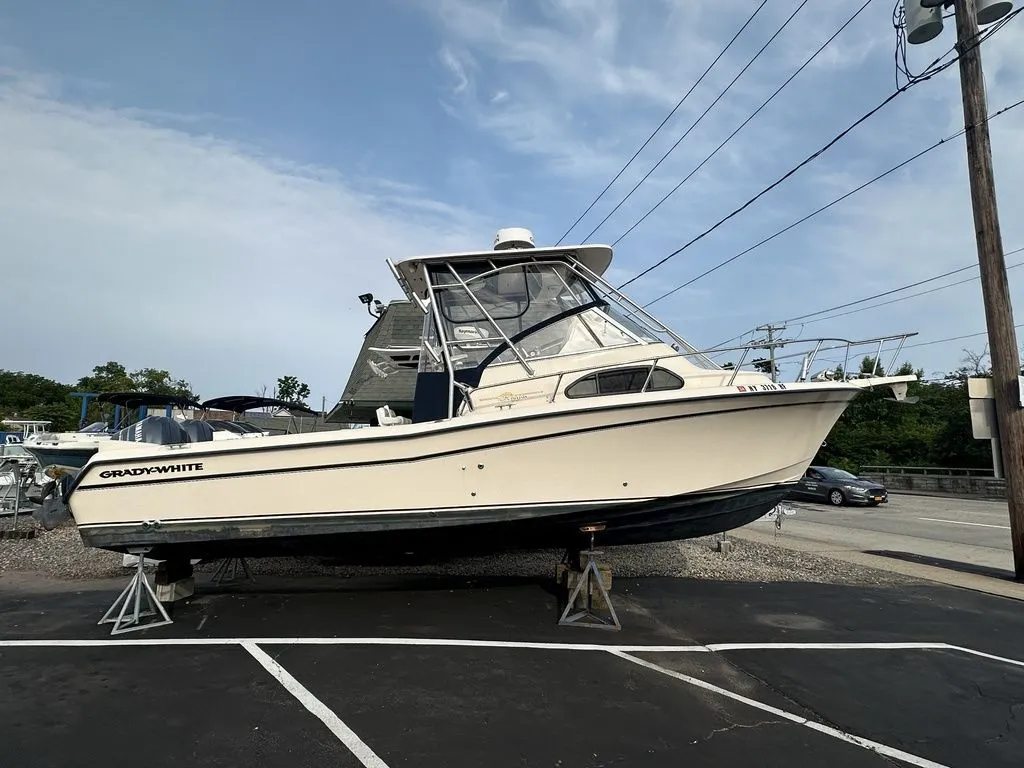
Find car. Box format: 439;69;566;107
787;466;888;507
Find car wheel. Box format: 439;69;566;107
828;489;845;507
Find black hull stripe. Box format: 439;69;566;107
77;496;655;529
73;394;845;494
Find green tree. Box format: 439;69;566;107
751;357;779;378
0;371;73;413
76;361;135;393
0;371;78;430
276;375;311;406
129;368;198;400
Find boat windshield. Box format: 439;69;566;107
428;260;649;371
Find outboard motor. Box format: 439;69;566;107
179;419;215;443
112;416;190;446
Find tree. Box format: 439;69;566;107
0;371;78;431
960;346;991;377
129;368;197;400
76;361;196;399
275;375;311;406
76;361;134;393
751;357;779;378
0;371;73;413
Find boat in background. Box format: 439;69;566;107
61;228;917;564
22;393;202;475
200;395;321;439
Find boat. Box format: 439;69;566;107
59;228;917;563
200;395;320;439
23;393;203;475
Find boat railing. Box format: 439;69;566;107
455;331;918;411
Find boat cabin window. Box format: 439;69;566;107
427;260;649;371
565;366;683;398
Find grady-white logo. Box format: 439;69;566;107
99;462;204;479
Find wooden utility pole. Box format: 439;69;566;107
952;0;1024;578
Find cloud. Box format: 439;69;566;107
439;46;471;95
422;0;1024;377
0;69;488;406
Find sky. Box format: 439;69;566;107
2;0;1024;408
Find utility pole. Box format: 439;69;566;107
953;0;1024;579
755;323;785;383
910;0;1024;577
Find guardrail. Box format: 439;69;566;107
860;465;995;477
858;465;1005;499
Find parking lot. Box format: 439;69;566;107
2;571;1023;767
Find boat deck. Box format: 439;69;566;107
1;573;1022;767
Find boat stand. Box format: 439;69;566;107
99;548;173;636
210;557;254;585
558;525;621;631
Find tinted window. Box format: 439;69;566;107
566;375;598;397
599;369;648;394
565;366;684;398
648;368;683;391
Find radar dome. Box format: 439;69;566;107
493;227;535;250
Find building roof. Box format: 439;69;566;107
326;300;422;424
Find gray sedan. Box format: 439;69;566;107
788;466;889;507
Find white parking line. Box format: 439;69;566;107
243;641;390;768
946;645;1024;669
918;517;1010;529
610;650;950;768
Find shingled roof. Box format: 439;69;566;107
326;300;422;424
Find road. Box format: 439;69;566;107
741;493;1015;576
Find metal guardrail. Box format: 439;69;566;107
860;465;996;477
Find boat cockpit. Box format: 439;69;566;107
382;229;727;423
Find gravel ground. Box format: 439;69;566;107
0;518;914;586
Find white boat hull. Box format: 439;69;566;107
66;384;857;559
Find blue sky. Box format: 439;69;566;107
2;0;1023;406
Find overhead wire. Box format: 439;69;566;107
797;255;1024;326
632;85;1024;306
576;0;812;244
609;0;874;248
616;64;958;291
553;0;769;246
780;244;1024;325
613;6;1024;292
703;242;1024;355
904;324;1024;350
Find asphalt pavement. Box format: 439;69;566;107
735;493;1018;585
2;573;1024;767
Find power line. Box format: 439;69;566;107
615;13;1014;292
904;324;1024;350
610;0;874;247
786;245;1024;325
553;1;768;246
704;245;1024;358
638;92;1024;308
576;0;812;244
798;256;1024;326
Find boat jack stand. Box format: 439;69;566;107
99;548;173;636
558;525;621;631
210;557;254;585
